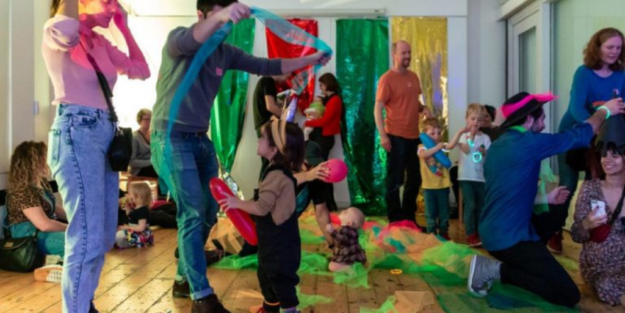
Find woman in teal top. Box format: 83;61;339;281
554;28;625;252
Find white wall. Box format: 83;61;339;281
0;0;9;190
467;0;507;123
34;1;55;144
0;1;41;191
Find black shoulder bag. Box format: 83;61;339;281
85;52;133;172
0;229;45;272
0;193;45;272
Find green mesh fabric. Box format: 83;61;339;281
298;251;332;276
359;296;398;313
297;286;334;309
300;228;326;245
214;251;331;275
485;284;579;312
215;213;581;312
333;262;370;288
213;254;258;270
420;242;482;278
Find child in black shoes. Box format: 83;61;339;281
219;120;304;313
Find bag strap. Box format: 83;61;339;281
82;46;118;123
609;183;625;225
138;129;150;144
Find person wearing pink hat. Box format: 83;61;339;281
467;91;625;308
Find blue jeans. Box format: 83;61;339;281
423;188;450;236
151;130;218;300
557;153;580;229
48;104;118;313
460;181;485;236
10;221;65;257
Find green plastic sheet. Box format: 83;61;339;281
214;251;330;276
359;296;398;313
336;20;390;215
210;18;255;172
213;213;581;312
333;262;370;288
297;287;334;309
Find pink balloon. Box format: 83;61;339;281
323;159;348;183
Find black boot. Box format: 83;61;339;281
172;280;191;298
191;294;230;313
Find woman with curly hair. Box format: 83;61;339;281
6;141;67;280
552;27;625;253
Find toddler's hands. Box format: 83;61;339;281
217;195;238;212
310;162;330;181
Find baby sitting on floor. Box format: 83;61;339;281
326;207;367;272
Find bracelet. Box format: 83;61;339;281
598;105;611;119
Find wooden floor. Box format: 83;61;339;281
0;220;622;313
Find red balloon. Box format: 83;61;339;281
323;159;348;183
209;178;258;246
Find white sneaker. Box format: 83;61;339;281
34;265;63;283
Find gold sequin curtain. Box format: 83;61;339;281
391;17;448;132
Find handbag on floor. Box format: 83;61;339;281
0;231;45;272
84;51;133;172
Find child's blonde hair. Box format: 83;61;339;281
421;118;441;132
466;103;485;118
129;182;153;207
346;207;365;229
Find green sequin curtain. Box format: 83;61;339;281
336;19;390;215
210;19;256;172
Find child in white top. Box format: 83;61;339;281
457;103;492;247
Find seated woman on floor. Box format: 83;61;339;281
6;141;66;281
130;108;158;178
571;116;625;306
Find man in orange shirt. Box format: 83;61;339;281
374;40;431;227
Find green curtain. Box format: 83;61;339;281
336;19;390;215
210;18;256;172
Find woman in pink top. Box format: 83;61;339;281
43;1;150;312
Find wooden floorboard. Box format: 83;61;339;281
0;221;619;312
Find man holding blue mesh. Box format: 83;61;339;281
150;1;329;312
